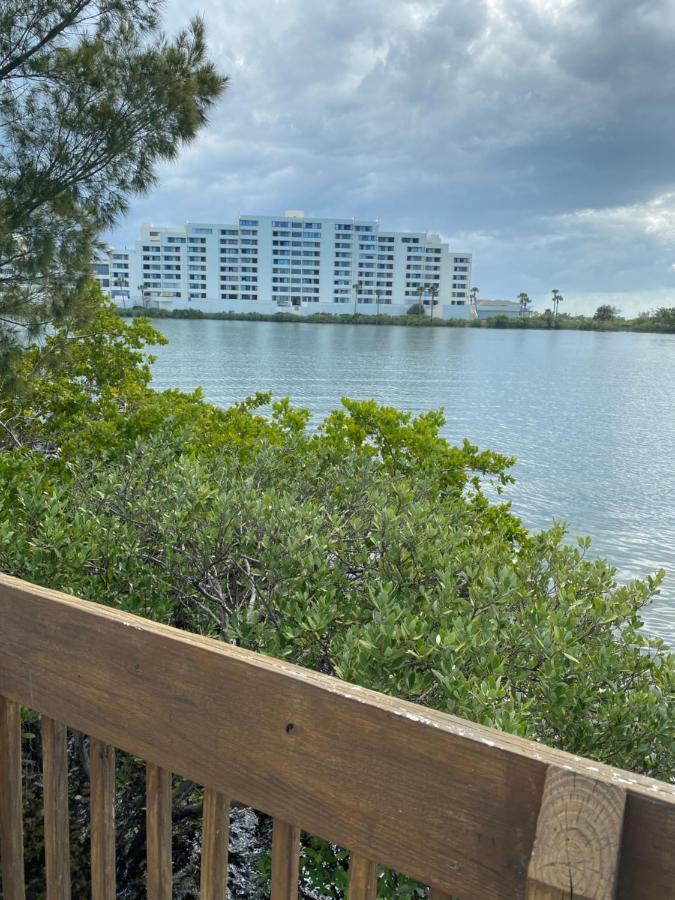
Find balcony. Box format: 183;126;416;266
1;572;674;898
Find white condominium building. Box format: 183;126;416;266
94;211;472;318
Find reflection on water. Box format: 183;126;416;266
150;319;675;646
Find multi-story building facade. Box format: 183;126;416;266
94;211;472;317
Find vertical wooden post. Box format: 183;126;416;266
348;853;378;899
0;696;25;900
90;738;116;900
527;766;626;900
200;790;230;900
270;818;301;900
42;717;71;899
146;764;172;899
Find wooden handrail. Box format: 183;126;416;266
0;573;673;899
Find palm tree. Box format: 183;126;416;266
429;283;439;321
552;289;563;320
414;283;426;315
469;286;479;320
112;277;127;308
375;288;383;322
352;281;361;316
518;292;531;318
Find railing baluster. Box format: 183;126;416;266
0;696;25;900
348;854;378;899
526;765;626;900
200;790;230;899
270;818;301;900
146;764;173;899
42;717;71;899
89;738;116;900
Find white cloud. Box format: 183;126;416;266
555;192;675;243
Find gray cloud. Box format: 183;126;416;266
109;0;675;312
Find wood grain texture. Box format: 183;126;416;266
348;854;378;899
146;764;173;899
527;766;626;900
0;574;674;899
271;818;300;900
90;738;116;900
0;696;25;900
200;790;230;900
42;717;71;900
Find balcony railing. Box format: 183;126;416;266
0;572;674;899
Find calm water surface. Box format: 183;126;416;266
150;320;675;645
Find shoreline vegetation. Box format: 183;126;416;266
118;304;675;333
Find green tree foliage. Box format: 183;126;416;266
594;304;620;320
0;294;672;895
652;306;675;329
0;1;226;373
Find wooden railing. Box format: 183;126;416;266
0;572;673;899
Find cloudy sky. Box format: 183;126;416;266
110;0;675;314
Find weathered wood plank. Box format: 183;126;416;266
428;890;456;900
200;790;229;900
0;696;25;900
146;763;172;899
527;766;626;900
90;738;116;900
42;717;71;900
271;818;300;900
348;854;378;899
617;791;674;900
0;574;674;900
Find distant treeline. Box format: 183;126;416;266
117;305;675;333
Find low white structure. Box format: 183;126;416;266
474;299;525;319
94;211;472;319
